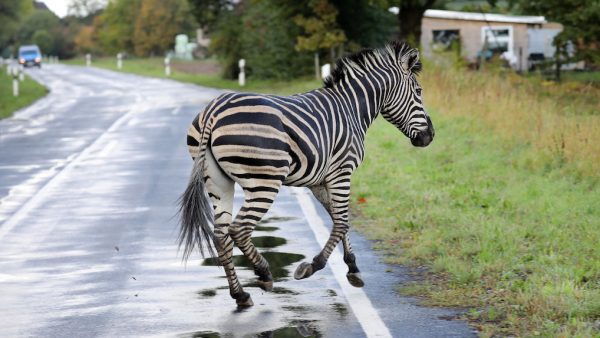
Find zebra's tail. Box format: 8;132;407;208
177;115;218;263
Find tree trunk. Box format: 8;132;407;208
397;1;435;46
555;43;561;82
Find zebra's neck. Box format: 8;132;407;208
326;72;391;139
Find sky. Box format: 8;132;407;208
39;0;108;18
39;0;70;18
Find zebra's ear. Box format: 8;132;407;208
401;49;420;73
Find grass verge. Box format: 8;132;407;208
0;68;48;119
64;57;321;96
352;64;600;337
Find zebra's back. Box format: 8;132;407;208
187;92;353;187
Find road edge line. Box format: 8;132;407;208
292;187;393;338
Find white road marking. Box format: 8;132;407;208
292;187;393;338
97;140;118;158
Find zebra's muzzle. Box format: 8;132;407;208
410;116;434;147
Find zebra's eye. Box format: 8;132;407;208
416;88;422;96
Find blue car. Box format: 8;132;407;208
18;45;42;68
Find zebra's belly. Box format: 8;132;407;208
282;158;328;187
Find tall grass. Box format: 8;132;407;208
421;61;600;177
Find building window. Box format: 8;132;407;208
432;30;460;51
481;26;513;55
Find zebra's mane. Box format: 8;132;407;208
323;41;421;89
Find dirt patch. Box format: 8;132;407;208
172;59;221;75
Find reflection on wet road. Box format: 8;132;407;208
0;65;477;337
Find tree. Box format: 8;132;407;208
74;25;97;54
16;10;61;44
68;0;105;17
331;0;397;49
211;0;313;80
95;0;140;54
133;0;196;56
32;30;54;54
294;0;347;63
188;0;234;33
209;6;243;78
0;0;34;56
393;0;438;45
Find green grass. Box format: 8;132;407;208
0;68;48;119
352;113;600;337
562;71;600;87
64;57;321;96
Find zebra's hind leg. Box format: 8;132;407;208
230;185;282;292
205;149;253;307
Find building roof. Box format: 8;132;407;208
424;9;546;24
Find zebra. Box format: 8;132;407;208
179;41;434;307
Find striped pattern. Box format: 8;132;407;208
180;41;434;306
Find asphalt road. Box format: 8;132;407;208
0;64;477;338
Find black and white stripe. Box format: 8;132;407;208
179;41;434;306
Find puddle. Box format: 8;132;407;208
252;236;286;248
259;216;297;224
271;286;300;295
178;331;224;338
281;305;310;314
331;303;348;317
255;321;322;338
180;321;321;338
197;289;217;298
203;252;305;280
254;225;279;232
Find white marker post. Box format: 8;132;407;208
117;53;123;70
164;57;171;76
11;67;19;97
86;53;91;67
18;65;24;82
238;58;245;87
321;63;331;80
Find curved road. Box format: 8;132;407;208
0;64;477;338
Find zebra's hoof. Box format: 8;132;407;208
346;272;365;288
256;279;273;292
294;262;313;280
235;292;254;307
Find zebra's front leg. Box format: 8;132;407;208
342;233;364;287
295;183;354;281
302;184;364;287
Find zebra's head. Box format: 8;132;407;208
381;45;435;147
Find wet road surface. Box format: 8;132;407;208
0;65;477;337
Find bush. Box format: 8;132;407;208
211;0;312;80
